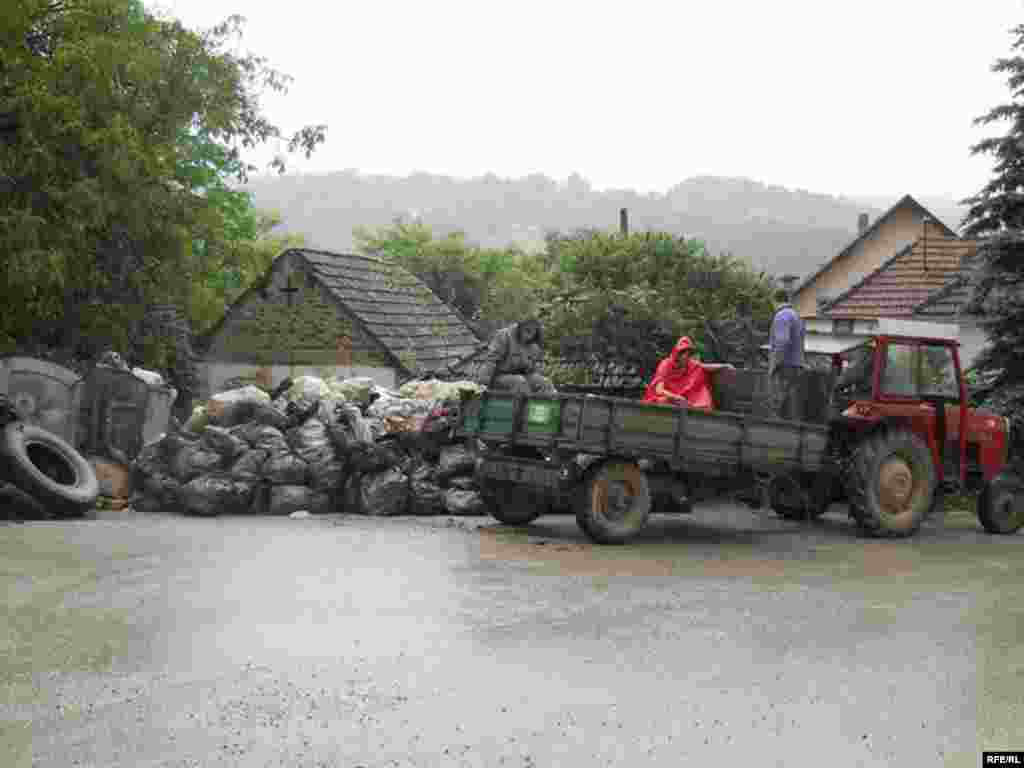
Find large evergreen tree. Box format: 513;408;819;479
961;24;1024;432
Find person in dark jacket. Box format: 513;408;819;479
476;318;556;394
768;288;806;421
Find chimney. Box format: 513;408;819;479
858;213;870;233
619;208;629;236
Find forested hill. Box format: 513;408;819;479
243;172;967;280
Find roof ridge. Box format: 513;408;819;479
298;248;388;265
794;194;959;298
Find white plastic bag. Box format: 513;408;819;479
131;366;165;389
286;376;330;405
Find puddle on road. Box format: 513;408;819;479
473;510;1022;587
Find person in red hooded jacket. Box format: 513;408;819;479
641;336;734;410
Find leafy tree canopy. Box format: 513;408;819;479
539;230;776;385
0;0;325;361
353;218;548;337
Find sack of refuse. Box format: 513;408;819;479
143;472;184;509
132;441;168;481
383;415;425;435
410;478;445;516
230;449;268;481
97;350;130;371
184;405;209;434
347;439;408;475
286;418;334;466
246;402;290;431
282;375;331;412
131;366;165;389
231;424;289;455
263;451;309;485
367;395;432;421
398;379;485;403
448;475;478;492
207;385;271;427
333;403;376;445
443;489;486;516
170;443;224;483
331;377;376;407
181;473;255;516
435;443;476;483
359;467;409;516
308;456;345;492
200;425;247;461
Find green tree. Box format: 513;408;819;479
539;230;775;384
961;23;1024;438
353;219;549;337
0;1;325;360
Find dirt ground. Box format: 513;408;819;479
2;501;1022;767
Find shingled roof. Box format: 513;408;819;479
793;194;958;301
200;248;482;376
824;236;978;319
297;249;481;373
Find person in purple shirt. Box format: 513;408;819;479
768;288;806;421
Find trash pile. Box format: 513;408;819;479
130;375;489;517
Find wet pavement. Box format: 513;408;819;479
3;502;1023;767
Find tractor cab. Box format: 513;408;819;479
811;319;1011;494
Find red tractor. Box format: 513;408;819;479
816;320;1022;536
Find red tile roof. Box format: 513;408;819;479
825;237;977;319
793;194;958;300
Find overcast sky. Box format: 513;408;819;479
156;0;1023;201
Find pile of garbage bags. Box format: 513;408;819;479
130;375;488;518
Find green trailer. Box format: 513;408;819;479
456;375;837;544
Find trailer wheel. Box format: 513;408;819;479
0;422;99;517
977;471;1024;535
481;482;547;526
846;429;935;537
576;460;650;545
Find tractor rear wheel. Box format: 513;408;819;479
845;429;936;537
575;460;651;545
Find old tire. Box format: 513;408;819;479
977;471;1024;534
1;422;99;516
576;460;650;545
846;429;935;537
481;482;546;525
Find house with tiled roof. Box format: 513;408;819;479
792;194;958;318
813;234;986;367
195;248;482;397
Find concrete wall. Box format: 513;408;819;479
795;211;946;318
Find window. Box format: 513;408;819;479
919;345;958;398
881;343;958;399
882;345;916;396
